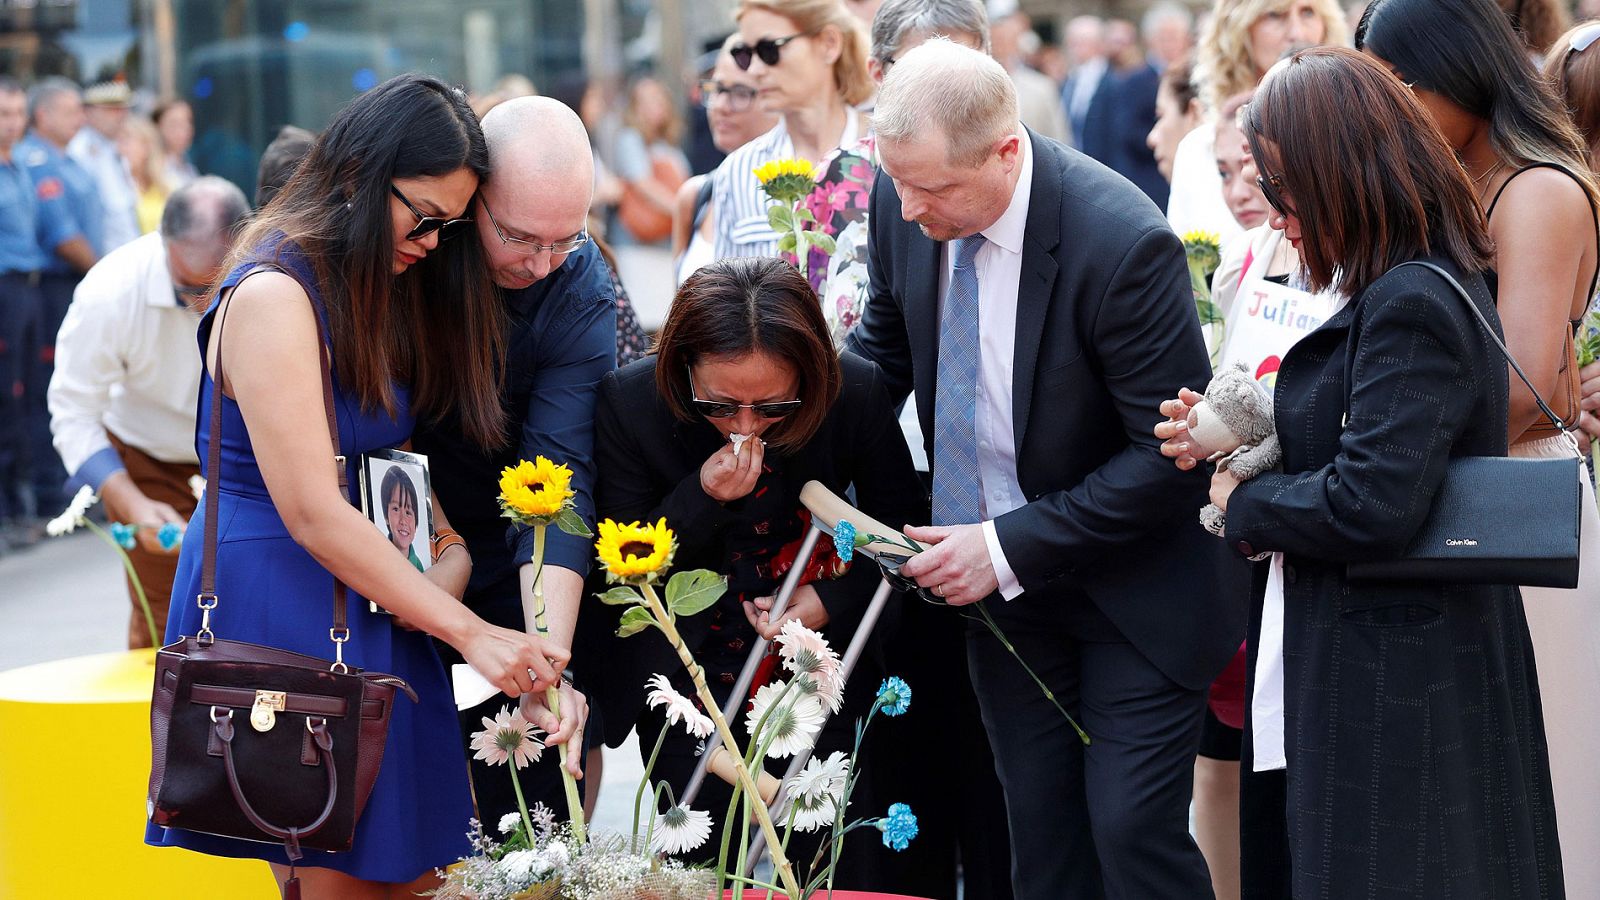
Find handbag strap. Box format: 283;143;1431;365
197;266;352;669
1391;261;1579;451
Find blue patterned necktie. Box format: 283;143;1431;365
931;234;986;526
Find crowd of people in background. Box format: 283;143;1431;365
6;0;1600;898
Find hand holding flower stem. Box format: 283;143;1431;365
46;486;162;648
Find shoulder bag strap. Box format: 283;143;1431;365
1394;261;1579;454
198;267;351;667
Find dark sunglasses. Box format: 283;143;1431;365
699;80;759;111
390;184;473;241
730;29;818;70
875;553;946;606
1256;171;1294;219
687;366;803;420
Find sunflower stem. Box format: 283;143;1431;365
734;787;753;900
639;581;803;898
527;522;588;841
85;519;158;648
633;721;671;848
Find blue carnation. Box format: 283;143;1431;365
833;519;857;563
157;522;182;551
877;802;919;851
109;523;137;550
877;676;911;717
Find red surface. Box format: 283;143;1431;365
722;893;932;899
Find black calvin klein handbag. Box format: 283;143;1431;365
1346;262;1583;589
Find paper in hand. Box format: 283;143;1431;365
452;663;502;710
730;432;751;458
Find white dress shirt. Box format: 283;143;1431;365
936;136;1033;600
48;232;204;489
68;126;140;253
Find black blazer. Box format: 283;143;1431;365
587;352;925;746
846;130;1243;692
1225;260;1561;896
1107;63;1168;210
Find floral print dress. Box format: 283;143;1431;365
785;137;877;348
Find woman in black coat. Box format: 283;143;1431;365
588;256;923;882
1160;49;1562;897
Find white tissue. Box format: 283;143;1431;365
452;663;501;710
730;432;751;458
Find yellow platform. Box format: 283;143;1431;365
0;650;276;898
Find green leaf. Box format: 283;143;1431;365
805;231;837;255
596;586;643;606
794;206;816;224
552;507;592;538
665;569;726;617
767;203;795;233
776;232;797;255
616;605;655;638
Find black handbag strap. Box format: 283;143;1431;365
1392;261;1572;439
197;266;351;667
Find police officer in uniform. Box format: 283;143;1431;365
0;77;47;548
15;78;99;525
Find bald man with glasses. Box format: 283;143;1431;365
413;96;617;831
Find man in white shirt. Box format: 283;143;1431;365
847;40;1242;898
48;176;249;647
67;80;140;253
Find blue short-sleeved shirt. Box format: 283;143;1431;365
0;155;44;274
16;131;102;272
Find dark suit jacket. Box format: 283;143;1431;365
588;352;925;746
1226;260;1561;897
846;130;1242;692
1065;69;1115;165
1108;63;1168;210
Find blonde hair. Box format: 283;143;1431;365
737;0;875;107
120;116;168;194
1195;0;1347;111
874;37;1017;167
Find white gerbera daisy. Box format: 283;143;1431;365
650;804;713;855
45;485;98;537
746;681;825;758
498;811;523;835
775;619;839;678
468;706;544;769
645;673;714;738
783;751;851;832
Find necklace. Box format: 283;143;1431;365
1471;160;1507;189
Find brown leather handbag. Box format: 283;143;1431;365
146;281;415;896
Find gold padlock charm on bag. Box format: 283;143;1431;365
250;690;286;732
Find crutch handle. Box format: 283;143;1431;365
798;481;913;557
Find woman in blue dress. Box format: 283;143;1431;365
146;74;574;897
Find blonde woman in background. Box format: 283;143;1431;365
710;0;874;261
614;75;690;244
1166;0;1345;240
117;116;169;235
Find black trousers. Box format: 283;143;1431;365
26;273;74;512
0;272;41;522
967;592;1212;900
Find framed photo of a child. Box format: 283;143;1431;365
360;449;433;610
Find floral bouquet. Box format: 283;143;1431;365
43;484;183;648
755;158;835;286
1182;229;1226;369
1578;304;1600;483
497;457;594;839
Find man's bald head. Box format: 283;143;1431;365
481;96;594;204
475;96;598;290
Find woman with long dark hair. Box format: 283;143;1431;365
145;75;571;897
1359;3;1600;884
1160;48;1562;896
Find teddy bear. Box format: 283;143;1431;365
1182;362;1281;537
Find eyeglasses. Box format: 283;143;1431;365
730;29;819;70
479;195;590;256
699;80;759;112
875;552;946;606
1255;171;1294;219
390;184;473;241
172;282;210;302
686;366;803;419
1572;22;1600;53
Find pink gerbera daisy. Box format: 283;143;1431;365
469;705;544;769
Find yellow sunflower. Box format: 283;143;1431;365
754;157;819;204
596;517;677;584
497;457;576;523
